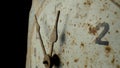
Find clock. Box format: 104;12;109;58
26;0;120;68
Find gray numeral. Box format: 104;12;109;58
95;22;109;45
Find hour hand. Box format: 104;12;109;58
50;10;60;56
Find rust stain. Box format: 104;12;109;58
80;13;87;19
74;58;79;63
100;8;105;11
116;64;120;68
116;30;119;33
112;22;114;25
105;46;112;57
103;4;109;11
111;58;115;64
71;40;76;45
66;61;69;65
66;32;71;36
74;24;76;27
105;2;108;4
89;26;97;35
84;64;87;68
105;46;111;53
106;15;109;18
62;63;64;66
84;57;88;68
80;42;84;47
114;11;117;15
84;0;93;6
100;4;109;12
87;23;90;26
62;49;64;53
108;31;110;34
90;58;93;63
99;18;102;20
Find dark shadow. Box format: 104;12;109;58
60;14;69;46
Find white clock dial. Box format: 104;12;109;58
26;0;120;68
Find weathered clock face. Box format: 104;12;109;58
26;0;120;68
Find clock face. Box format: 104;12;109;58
26;0;120;68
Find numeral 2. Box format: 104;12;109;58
95;22;109;45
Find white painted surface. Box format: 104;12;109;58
26;0;120;68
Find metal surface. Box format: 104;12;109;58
26;0;120;68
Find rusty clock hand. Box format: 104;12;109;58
35;15;47;56
50;10;60;56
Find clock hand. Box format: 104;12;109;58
35;15;54;68
50;10;60;56
110;0;120;8
35;11;60;68
35;15;47;56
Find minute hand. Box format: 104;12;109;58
35;15;47;56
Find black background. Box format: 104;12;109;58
3;0;32;68
14;0;32;68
